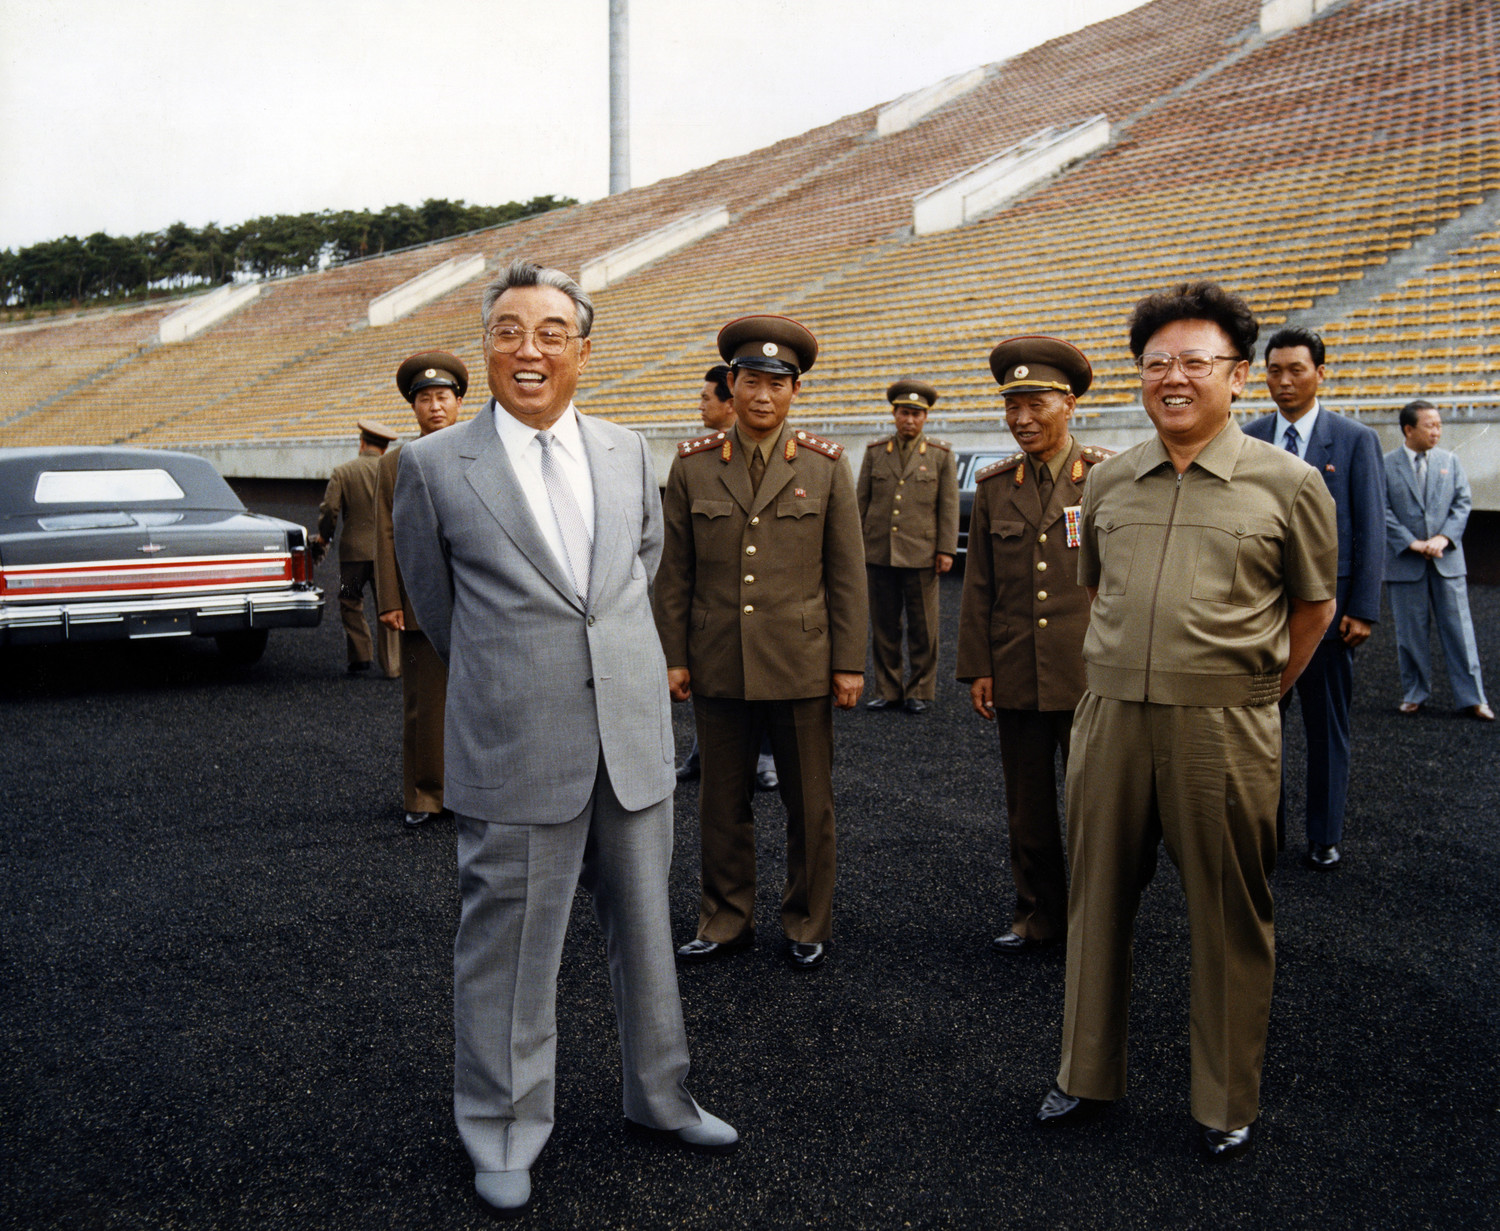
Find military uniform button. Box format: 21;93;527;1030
1038;533;1048;544
743;604;754;614
1037;590;1047;601
1036;561;1047;572
745;545;756;555
750;516;760;526
744;574;755;584
893;508;901;515
1037;618;1048;628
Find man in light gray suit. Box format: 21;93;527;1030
1383;400;1493;721
393;260;738;1218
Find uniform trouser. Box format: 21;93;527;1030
994;708;1073;941
692;693;837;945
866;564;940;701
453;762;699;1175
338;560;399;676
1387;572;1488;708
1280;637;1354;848
400;629;447;813
1057;694;1280;1132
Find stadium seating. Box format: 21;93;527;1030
1;0;1496;450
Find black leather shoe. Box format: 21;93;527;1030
675;753;701;781
755;765;779;791
864;698;896;710
903;698;929;714
991;930;1055;954
1304;843;1341;870
1200;1123;1253;1160
1034;1085;1109;1127
404;810;439;827
788;941;826;969
346;660;371;674
676;936;751;963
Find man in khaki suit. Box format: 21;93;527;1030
315;419;400;676
1034;282;1337;1162
956;338;1110;954
857;379;958;714
654;315;867;971
376;351;467;827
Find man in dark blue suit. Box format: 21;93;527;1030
1245;328;1385;870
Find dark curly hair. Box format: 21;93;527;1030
1126;281;1258;361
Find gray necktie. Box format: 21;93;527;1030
1415;452;1427;497
1284;424;1300;457
536;430;591;601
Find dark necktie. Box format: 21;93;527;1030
1036;463;1053;503
749;446;766;493
1284;424;1300;457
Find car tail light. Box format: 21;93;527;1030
290;544;311;585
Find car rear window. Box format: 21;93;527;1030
34;469;186;504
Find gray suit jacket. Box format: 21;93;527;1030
1383;445;1470;581
393;399;675;824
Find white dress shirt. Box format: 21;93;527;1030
1274;399;1320;458
493;400;595;575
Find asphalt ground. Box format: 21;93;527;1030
2;487;1497;1230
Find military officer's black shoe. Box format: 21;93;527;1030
1304;843;1341;870
1200;1123;1254;1160
1034;1085;1109;1127
864;698;896;710
347;660;371;674
675;751;701;781
992;930;1055;954
903;698;929;714
788;941;826;969
676;936;751;963
404;810;439;827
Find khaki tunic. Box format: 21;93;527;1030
375;444;446;813
654;422;867;944
320;450;397;673
857;432;958;702
1058;418;1337;1130
955;437;1109;939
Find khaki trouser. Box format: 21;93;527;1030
692;694;837;945
338;560;399;676
400;629;446;813
866;564;940;701
1058;694;1280;1131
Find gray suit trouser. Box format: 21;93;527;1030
453;761;699;1173
1387;570;1488;708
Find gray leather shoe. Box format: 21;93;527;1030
475;1169;531;1218
627;1103;740;1154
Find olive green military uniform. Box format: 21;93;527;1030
319;450;399;676
955;436;1111;941
1057;418;1336;1132
375;444;447;814
654;422;868;945
856;432;959;702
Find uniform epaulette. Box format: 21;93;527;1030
790;429;843;461
677;431;730;458
926;437;952;452
1079;445;1115;464
866;436;892;449
976;452;1026;483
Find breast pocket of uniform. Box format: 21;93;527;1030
1190;519;1281;606
991;520;1026;542
776;497;823;520
1097;520;1141;595
691;499;737;553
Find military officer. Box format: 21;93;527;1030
654;315;867;971
857;379;959;714
376;351;467;826
1034;281;1337;1161
956;337;1110;954
315;419;401;676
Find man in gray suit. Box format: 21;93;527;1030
393;260;738;1218
1383;400;1493;721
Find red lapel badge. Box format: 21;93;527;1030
794;487;807;498
1325;463;1336;473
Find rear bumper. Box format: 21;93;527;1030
0;585;324;645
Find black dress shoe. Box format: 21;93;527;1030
346;660;372;674
675;936;751;963
1034;1084;1110;1127
903;698;929;714
1200;1123;1253;1160
404;810;439;827
1304;842;1341;870
675;754;701;781
864;698;896;710
788;941;826;969
991;930;1055;954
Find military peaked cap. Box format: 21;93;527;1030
396;350;469;403
718;315;818;375
988;336;1093;397
887;379;938;409
356;418;400;443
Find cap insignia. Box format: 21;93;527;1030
763;343;778;357
424;368;436;378
1014;365;1030;379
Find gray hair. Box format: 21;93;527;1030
480;259;595;337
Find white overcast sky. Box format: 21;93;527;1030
0;0;1146;250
